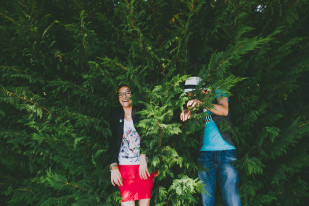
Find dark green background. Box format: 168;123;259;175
1;0;308;205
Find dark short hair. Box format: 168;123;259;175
117;83;131;92
117;83;131;93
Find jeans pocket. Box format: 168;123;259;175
198;152;214;168
224;150;237;162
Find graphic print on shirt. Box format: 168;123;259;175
118;119;140;165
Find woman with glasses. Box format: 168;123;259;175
109;84;155;206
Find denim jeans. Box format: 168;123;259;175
198;150;241;206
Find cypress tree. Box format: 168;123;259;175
0;0;308;205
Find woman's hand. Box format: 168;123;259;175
187;99;203;108
180;109;192;122
181;99;203;122
139;154;150;179
111;168;123;186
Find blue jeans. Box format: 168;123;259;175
198;150;241;206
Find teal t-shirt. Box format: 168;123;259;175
200;90;235;151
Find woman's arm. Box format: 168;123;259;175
206;96;229;116
139;154;150;179
109;109;123;186
110;163;123;186
133;107;151;179
180;96;229;121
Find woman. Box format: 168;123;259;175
109;84;155;206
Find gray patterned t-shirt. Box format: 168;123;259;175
118;119;140;165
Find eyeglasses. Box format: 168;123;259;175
118;91;132;97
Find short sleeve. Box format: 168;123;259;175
215;89;229;102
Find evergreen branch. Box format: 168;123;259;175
18;0;35;21
42;20;60;38
175;1;195;57
157;120;163;146
214;56;232;71
0;12;15;22
55;196;74;201
73;0;84;11
151;0;161;44
98;57;129;72
115;62;129;72
0;66;25;72
0;88;50;113
45;175;108;200
47;175;88;191
174;0;204;73
16;188;33;193
214;76;246;93
80;10;85;34
124;0;149;59
48;79;105;101
299;122;309;127
125;0;137;29
17;1;28;10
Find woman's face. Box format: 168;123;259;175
118;86;132;108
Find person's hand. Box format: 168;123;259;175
187;99;203;108
139;154;150;179
180;109;192;122
111;168;123;186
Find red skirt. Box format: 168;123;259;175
118;165;155;202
